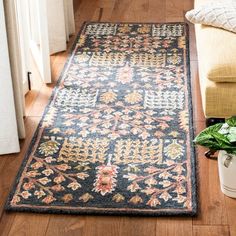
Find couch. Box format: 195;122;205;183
195;0;236;119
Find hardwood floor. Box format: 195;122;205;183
0;0;235;235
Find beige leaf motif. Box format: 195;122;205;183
169;131;179;138
54;175;66;184
42;195;56;204
62;194;73;203
34;190;46;199
139;131;149;139
154;131;165;138
77;172;89;180
147;197;161;207
123;173;138;181
159;171;172;179
129;195;143;205
79;193;94;203
50;128;61;134
127;182;141;192
51;184;65;192
31;162;43;170
38;177;51;185
144;178;157;187
173;195;186;203
174;184;186;194
159;191;172;202
112;193;125;203
42;168;54;176
141;188;156;195
67;182;81;190
21;191;31;199
26;171;40;177
23;182;35;191
64;128;76;135
160;180;172;187
45;156;56;163
11;195;21;205
56;164;71;171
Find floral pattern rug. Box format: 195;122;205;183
6;22;197;216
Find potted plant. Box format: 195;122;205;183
194;117;236;198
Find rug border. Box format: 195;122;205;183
5;21;198;217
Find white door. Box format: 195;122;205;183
17;0;51;85
0;0;20;154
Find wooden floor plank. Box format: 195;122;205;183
45;215;86;236
193;145;228;225
119;217;156;236
165;0;184;22
0;117;42;234
155;218;193;236
0;213;16;236
0;117;40;217
7;213;50;236
193;225;230;236
83;216;123;236
225;197;236;236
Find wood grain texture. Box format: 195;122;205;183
193;226;230;236
0;0;236;235
225;197;236;236
45;215;86;236
7;214;50;236
155;218;193;236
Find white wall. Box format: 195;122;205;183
0;0;20;155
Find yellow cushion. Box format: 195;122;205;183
195;24;236;83
194;0;236;83
198;73;236;118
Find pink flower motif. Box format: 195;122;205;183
93;163;118;196
116;64;133;84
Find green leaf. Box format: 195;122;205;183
226;116;236;127
212;132;231;145
194;123;224;150
227;127;236;142
194;123;222;143
194;118;236;152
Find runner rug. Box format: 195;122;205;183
6;22;197;216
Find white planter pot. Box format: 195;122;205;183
218;150;236;198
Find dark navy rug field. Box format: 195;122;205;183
6;22;197;216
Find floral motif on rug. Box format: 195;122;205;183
6;22;197;216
